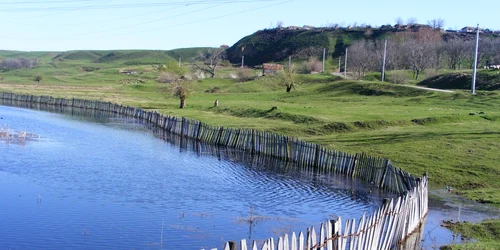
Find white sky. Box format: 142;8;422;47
0;0;497;51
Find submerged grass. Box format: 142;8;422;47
442;219;500;250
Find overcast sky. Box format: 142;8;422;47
0;0;497;51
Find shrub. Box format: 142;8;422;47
236;68;256;82
298;57;322;74
388;71;408;84
34;75;43;83
157;72;179;83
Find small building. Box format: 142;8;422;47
263;63;284;75
461;26;483;33
120;69;137;75
302;25;315;30
287;26;301;30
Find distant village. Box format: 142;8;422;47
278;24;500;35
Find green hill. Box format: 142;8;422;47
226;27;401;66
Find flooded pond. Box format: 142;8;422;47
1;102;499;249
0;103;391;250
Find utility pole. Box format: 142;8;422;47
322;48;326;73
288;56;292;71
338;57;341;72
241;56;244;68
178;57;181;67
382;39;387;82
344;48;348;78
472;24;480;95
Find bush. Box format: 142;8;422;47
388;71;408;84
236;68;256;82
298;57;322;74
157;72;180;83
34;75;43;83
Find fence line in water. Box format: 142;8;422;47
0;92;428;250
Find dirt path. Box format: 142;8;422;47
402;85;455;93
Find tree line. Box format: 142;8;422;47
0;57;40;70
346;29;500;80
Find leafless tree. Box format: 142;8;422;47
427;18;445;30
395;17;404;26
275;21;284;29
347;40;378;79
399;30;442;80
1;57;40;69
192;48;226;78
477;38;500;67
407;17;418;25
442;38;474;70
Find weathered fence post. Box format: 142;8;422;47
228;241;237;250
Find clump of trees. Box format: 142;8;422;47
1;57;40;70
346;29;500;81
192;48;226;78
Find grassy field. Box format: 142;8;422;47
1;51;500;247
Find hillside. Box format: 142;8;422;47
1;48;209;67
226;27;499;67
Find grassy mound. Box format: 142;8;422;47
418;70;500;90
318;81;432;97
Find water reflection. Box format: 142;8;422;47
0;103;389;250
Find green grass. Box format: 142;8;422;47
442;219;500;249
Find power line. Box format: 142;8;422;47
0;0;276;12
85;0;297;40
0;0;98;5
1;0;294;41
62;3;225;38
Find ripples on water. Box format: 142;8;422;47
0;103;392;249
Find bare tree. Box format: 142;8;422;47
275;20;284;29
192;48;226;78
442;38;474;70
400;29;442;80
395;17;404;26
407;17;418;25
1;57;40;69
427;18;445;30
347;40;377;79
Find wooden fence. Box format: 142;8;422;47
0;92;428;250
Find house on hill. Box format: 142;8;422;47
263;63;284;75
287;26;302;30
461;26;483;33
